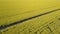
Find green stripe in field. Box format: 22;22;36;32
0;8;60;30
0;9;60;34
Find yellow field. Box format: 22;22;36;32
0;0;60;34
